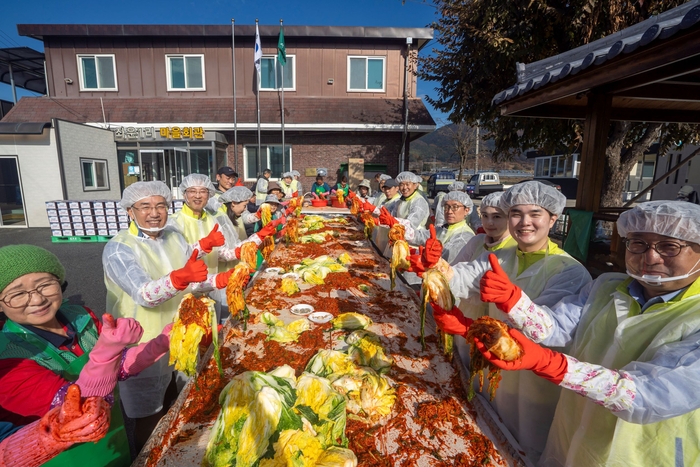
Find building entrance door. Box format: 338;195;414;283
165;148;189;198
0;157;26;227
139;150;165;183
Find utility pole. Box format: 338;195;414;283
475;122;480;174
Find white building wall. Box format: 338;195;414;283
652;144;700;201
0;129;62;228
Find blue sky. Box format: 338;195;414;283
0;0;449;123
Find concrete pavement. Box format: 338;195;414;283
0;228;108;316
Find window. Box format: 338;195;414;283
642;161;655;178
81;159;109;191
348;56;385;92
77;55;117;91
244;146;292;181
260;55;295;91
166;55;205;91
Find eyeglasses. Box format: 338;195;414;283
623;238;691;257
0;280;62;308
131;203;169;213
443;204;464;212
186;189;210;196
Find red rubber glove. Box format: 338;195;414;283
474;327;568;384
408;246;427;277
258;217;285;239
347;190;357;200
170;250;209;290
199;324;224;352
292;191;298;198
378;206;397;226
284;205;295;216
432;303;473;338
423;225;443;267
359;199;375;213
215;267;235;289
480;253;522;312
199;224;225;253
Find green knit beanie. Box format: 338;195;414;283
0;245;66;294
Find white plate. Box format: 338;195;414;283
266;267;283;275
308;311;333;324
282;272;300;280
290;304;314;316
353;241;364;246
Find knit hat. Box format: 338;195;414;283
0;245;66;294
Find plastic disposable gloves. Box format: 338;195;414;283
170;249;209;290
74;314;143;398
0;385;110;467
474;327;568;384
480;253;523;312
198;224;225;253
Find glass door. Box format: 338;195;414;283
0;157;26;227
164;148;189;198
139;150;165;183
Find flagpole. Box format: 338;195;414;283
280;19;285;173
231;19;238;174
255;19;262;177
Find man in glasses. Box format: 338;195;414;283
102;181;241;452
471;200;700;466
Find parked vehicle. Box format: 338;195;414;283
465;172;504;198
427;171;456;197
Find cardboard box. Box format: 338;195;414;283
45;201;57;210
173;200;184;208
70;209;81;216
81;208;92;216
56;201;68;209
48;216;59;223
74;229;85;236
108;229;119;236
58;209;69;216
94;209;105;216
80;201;92;209
97;222;108;230
62;229;73;236
106;208;116;216
106;215;117;223
92;201;104;209
107;222;118;229
73;222;84;230
84;222;95;229
68;201;80;209
118;215;129;222
51;229;63;236
119;222;129;229
104;201;117;209
71;215;82;222
85;229;96;236
59;216;71;223
47;209;58;217
50;223;61;230
97;229;109;236
95;215;106;223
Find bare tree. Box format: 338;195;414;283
443;122;478;181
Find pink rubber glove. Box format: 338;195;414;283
122;323;173;376
0;385;110;467
75;314;143;397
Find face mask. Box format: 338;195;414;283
131;217;166;234
627;257;700;286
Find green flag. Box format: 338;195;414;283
277;26;286;66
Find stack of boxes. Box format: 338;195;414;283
46;200;130;238
46;199;185;239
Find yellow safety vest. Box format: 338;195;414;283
542;275;700;467
105;223;190;343
170;205;219;274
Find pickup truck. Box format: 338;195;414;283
465;172;504;198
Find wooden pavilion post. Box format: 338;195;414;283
576;92;612;212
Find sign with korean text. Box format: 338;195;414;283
112;126;205;141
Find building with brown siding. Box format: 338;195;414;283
2;24;436;199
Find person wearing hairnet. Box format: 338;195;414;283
220;186;260;242
255;169;272;205
254;195;286;234
433;181;463;227
0;245;173;466
383;171;430;229
279;172;298;199
411;181;591;462
291;170;303;195
453;191;516;267
472;200;700;466
373;174;392;207
382;191;475;264
102;181;257;452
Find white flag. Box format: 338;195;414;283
254;23;262;87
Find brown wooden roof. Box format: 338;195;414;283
0;96;436;129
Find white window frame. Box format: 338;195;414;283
347;56;386;92
80;158;110;191
76;54;118;91
242;145;293;182
165;54;206;91
260;55;296;91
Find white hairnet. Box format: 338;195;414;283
444;191;473;209
120;181;172;209
379;174;392;181
291;170;300;177
481;191;505;210
618;201;700;244
220;186;254;203
499;181;566;216
179;174;216;197
282;172;293;179
448;181;465;192
395;171;422;184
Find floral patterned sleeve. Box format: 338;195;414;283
137;275;180;307
504;293;555;343
559;355;636;412
397;218;418;243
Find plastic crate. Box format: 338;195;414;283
51;235;112;243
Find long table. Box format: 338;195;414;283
133;211;529;467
